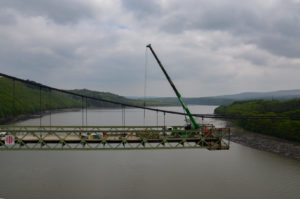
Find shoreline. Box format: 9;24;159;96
226;123;300;161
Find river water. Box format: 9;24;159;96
0;105;299;199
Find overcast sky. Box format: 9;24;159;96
0;0;300;97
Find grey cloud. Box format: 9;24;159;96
256;35;300;58
0;0;95;24
1;0;300;97
0;10;17;25
158;0;300;59
159;1;261;33
121;0;162;18
238;53;268;66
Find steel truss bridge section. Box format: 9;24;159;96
0;125;230;150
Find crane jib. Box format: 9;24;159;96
146;44;200;129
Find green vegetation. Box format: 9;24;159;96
0;77;83;121
214;100;300;142
0;77;168;123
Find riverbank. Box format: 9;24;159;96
226;122;300;161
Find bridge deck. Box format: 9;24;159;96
0;125;230;150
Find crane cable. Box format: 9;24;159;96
143;47;148;125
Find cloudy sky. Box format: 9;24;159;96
0;0;300;97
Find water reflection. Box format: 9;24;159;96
0;106;299;199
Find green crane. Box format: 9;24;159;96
146;44;200;130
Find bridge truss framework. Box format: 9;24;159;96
0;125;230;150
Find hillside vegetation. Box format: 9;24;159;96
214;100;300;142
0;78;81;121
0;77;165;123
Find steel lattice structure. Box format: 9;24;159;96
0;125;230;150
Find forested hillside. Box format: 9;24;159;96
214;100;300;142
0;77;164;123
0;77;81;121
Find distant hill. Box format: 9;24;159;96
71;89;144;107
143;97;233;106
136;89;300;106
70;89;168;107
214;90;300;100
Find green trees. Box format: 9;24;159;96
0;77;170;122
215;99;300;142
0;78;83;120
0;77;155;122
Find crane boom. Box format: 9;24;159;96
146;44;200;129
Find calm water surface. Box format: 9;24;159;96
0;106;299;199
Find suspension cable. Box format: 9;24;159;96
49;88;52;127
143;48;148;125
121;105;126;126
81;96;84;127
12;79;15;117
156;110;158;128
163;112;166;127
124;106;125;126
39;86;42;127
1;72;299;120
85;97;88;127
